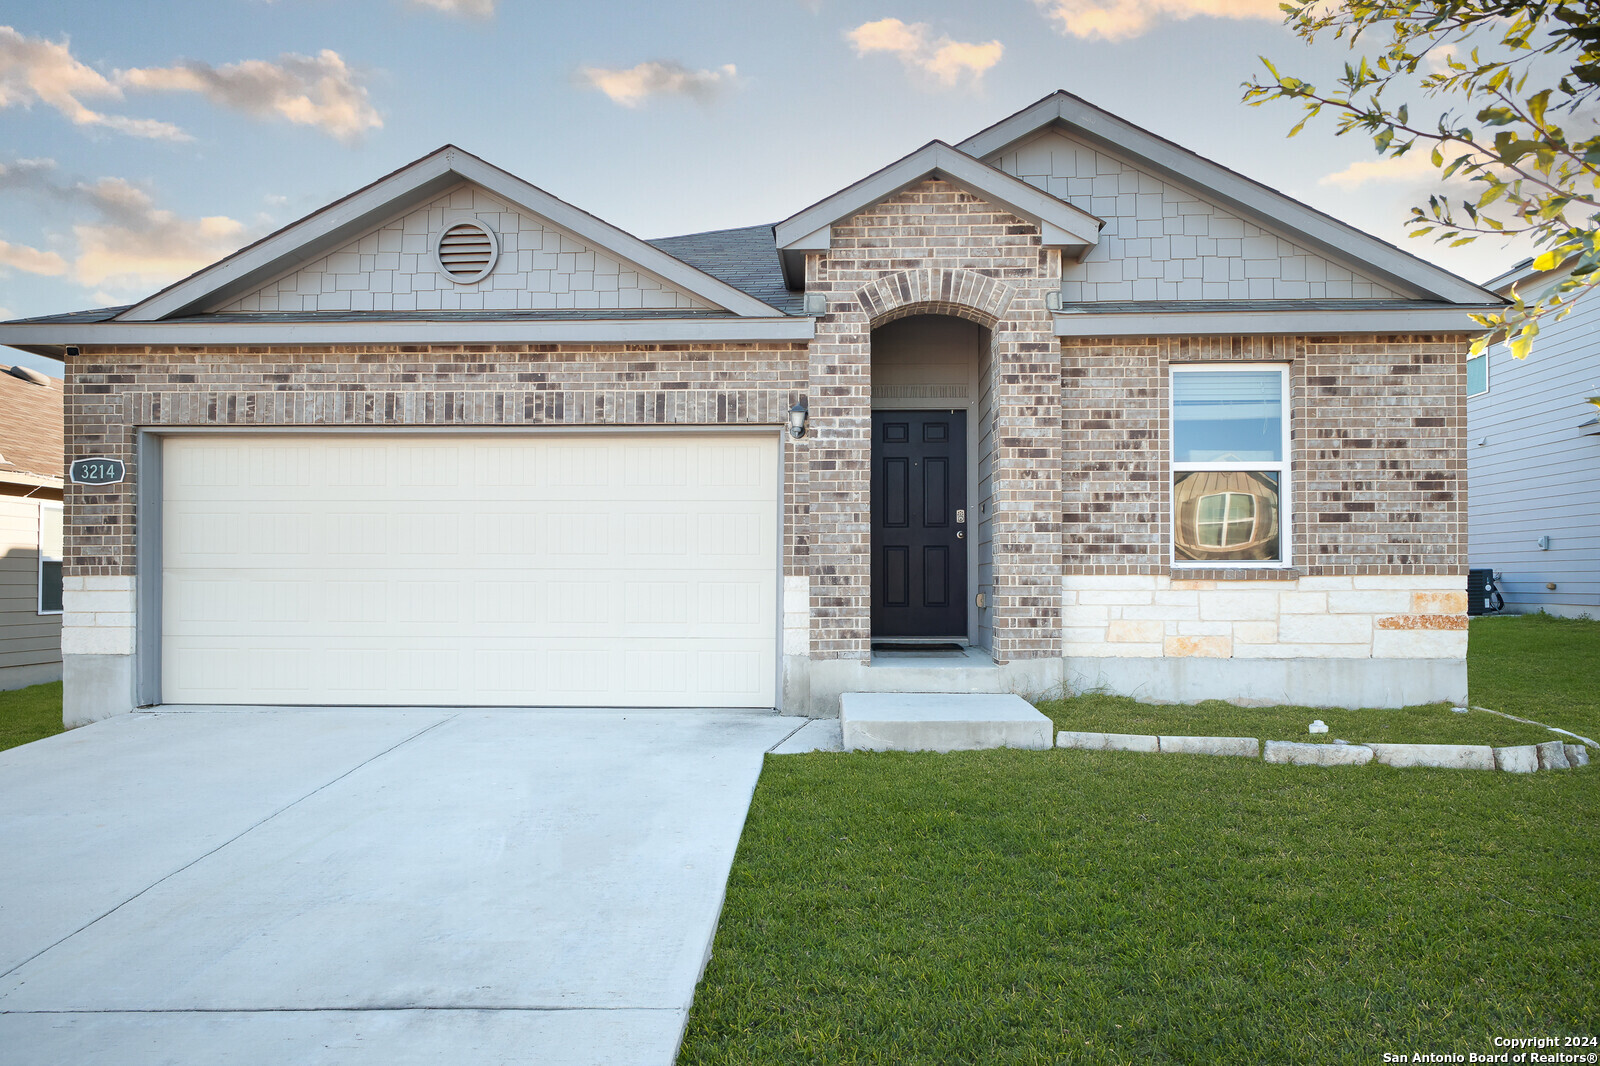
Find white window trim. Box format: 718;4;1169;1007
37;500;62;615
1170;363;1292;569
1466;349;1489;397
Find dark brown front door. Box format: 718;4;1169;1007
871;410;967;639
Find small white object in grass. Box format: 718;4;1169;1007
1309;720;1329;734
1451;706;1470;714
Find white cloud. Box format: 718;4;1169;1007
0;158;255;292
1032;0;1280;41
846;18;1002;86
409;0;497;16
118;50;381;142
0;26;187;139
0;239;67;276
1319;152;1450;190
576;61;739;108
0;29;378;142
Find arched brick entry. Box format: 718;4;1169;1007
858;269;1012;331
799;180;1064;667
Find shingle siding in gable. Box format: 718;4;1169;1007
215;184;716;315
990;130;1406;303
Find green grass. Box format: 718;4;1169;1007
680;751;1597;1065
0;681;63;753
1470;613;1600;739
1035;694;1557;747
682;615;1600;1064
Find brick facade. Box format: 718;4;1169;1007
64;342;808;576
59;196;1468;689
1059;334;1468;577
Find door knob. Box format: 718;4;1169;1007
956;530;964;539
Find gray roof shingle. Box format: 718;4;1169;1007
648;225;802;315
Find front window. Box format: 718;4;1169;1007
1172;367;1289;565
38;502;62;614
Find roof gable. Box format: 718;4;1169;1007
217;182;716;315
1000;128;1406;302
119;146;787;321
959;92;1499;306
773;140;1102;289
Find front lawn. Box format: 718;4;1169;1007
680;751;1596;1065
0;681;64;754
681;614;1599;1064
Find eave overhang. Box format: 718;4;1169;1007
1053;302;1501;338
773;141;1103;290
0;315;815;358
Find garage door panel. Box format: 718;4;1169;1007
161;433;778;707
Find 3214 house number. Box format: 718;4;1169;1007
69;457;125;485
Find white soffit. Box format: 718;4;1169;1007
960;92;1503;307
1053;305;1498;337
118;147;786;322
773;140;1103;288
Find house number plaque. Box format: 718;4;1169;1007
69;457;126;486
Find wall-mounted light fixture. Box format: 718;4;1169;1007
788;398;809;440
1537;535;1552;551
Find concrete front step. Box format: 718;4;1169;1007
840;692;1054;752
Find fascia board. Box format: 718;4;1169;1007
123;148;786;323
775;142;1099;250
0;317;815;351
1053;306;1499;337
121;151;464;322
961;94;1499;307
0;470;61;491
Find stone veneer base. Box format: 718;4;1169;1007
1065;656;1467;709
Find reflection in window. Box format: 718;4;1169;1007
1175;473;1280;561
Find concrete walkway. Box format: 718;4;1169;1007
0;708;801;1065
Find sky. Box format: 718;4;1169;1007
0;0;1539;374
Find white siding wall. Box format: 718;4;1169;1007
1467;288;1600;615
987;131;1405;303
217;183;714;314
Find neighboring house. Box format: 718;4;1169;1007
1467;258;1599;617
0;91;1503;725
0;364;64;691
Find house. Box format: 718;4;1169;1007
1468;257;1599;616
0;91;1503;725
0;364;64;691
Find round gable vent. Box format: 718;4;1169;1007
434;218;500;284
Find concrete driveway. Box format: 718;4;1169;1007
0;708;802;1065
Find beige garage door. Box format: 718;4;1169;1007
161;432;779;707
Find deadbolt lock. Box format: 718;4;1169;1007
955;509;966;524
